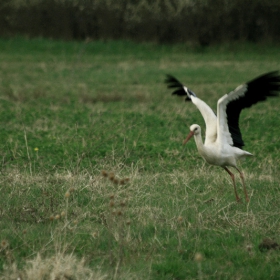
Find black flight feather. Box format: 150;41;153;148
165;74;193;101
226;71;280;148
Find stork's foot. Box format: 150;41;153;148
236;196;250;203
236;197;242;203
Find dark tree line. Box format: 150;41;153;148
1;0;280;45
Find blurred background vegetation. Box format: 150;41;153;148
1;0;280;45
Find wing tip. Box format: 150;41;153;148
165;74;195;101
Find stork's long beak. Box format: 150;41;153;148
183;131;194;145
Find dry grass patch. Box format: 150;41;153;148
0;253;107;280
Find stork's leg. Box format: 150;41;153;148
235;167;249;202
223;167;240;202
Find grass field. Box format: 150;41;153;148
0;38;280;279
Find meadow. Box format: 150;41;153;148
0;38;280;279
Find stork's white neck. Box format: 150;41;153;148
193;133;205;155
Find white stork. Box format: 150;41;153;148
165;71;280;202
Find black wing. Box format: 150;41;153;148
165;74;196;101
226;71;280;148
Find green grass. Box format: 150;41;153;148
0;37;280;279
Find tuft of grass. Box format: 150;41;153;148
0;253;107;280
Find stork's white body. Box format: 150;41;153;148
189;95;253;168
193;132;250;168
166;72;280;202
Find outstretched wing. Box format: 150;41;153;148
165;75;196;100
217;71;280;148
165;74;217;144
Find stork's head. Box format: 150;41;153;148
183;124;201;145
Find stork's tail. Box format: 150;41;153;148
165;74;196;101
